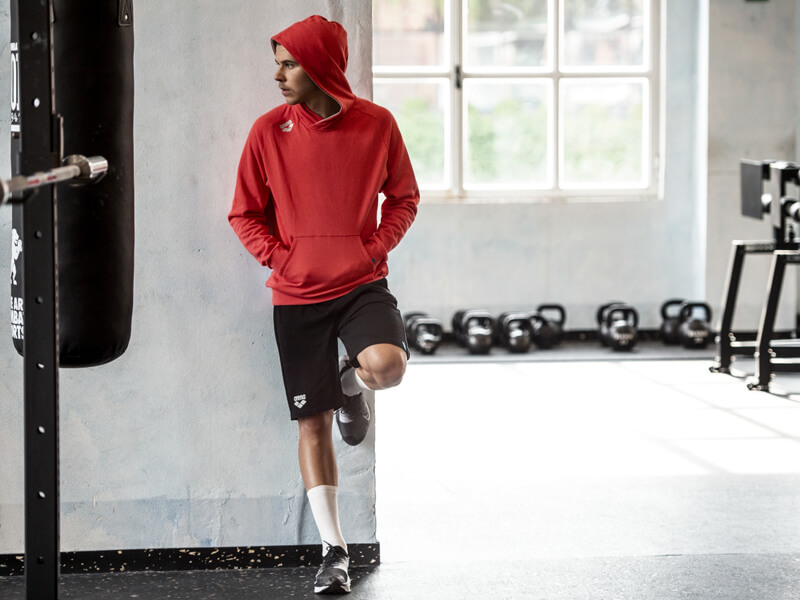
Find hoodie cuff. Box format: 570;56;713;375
364;237;388;264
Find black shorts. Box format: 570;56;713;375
273;278;409;420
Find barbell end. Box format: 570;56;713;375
62;154;108;182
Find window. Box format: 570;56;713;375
373;0;661;201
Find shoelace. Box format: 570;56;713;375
338;394;366;421
321;544;348;569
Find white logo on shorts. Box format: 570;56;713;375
293;394;307;409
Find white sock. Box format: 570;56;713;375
306;485;347;553
341;366;370;396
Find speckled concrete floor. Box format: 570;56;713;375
1;554;799;599
2;357;800;599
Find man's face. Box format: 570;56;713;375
274;44;319;106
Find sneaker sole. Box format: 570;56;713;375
314;577;351;594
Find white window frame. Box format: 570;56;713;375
372;0;663;203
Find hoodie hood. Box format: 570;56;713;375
271;15;355;126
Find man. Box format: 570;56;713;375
228;15;419;594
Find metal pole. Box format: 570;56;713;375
17;1;60;598
749;251;789;392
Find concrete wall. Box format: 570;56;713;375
0;0;375;553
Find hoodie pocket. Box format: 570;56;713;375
279;235;375;288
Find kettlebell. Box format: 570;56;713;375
529;312;559;350
534;304;566;347
677;302;712;349
404;312;444;355
598;303;639;351
596;301;625;347
452;309;494;355
495;311;533;353
659;298;685;345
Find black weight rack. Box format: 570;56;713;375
14;2;62;599
710;160;800;392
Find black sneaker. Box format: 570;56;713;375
336;357;371;446
314;544;351;594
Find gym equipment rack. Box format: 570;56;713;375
710;160;800;391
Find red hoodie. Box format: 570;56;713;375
228;15;419;305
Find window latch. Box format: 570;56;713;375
455;65;462;89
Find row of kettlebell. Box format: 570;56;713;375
404;300;713;356
403;305;566;355
455;305;566;355
597;300;712;352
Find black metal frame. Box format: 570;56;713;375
710;240;784;373
747;250;800;390
16;1;62;598
711;161;800;391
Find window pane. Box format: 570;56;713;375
465;0;550;70
560;79;647;188
373;0;447;68
374;79;448;189
562;0;646;69
464;79;551;189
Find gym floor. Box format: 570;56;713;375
2;344;800;599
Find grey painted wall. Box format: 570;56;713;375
705;0;797;331
0;0;797;555
0;0;375;553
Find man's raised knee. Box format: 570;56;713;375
357;345;406;389
372;352;405;389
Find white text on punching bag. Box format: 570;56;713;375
10;296;23;340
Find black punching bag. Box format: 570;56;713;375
10;0;135;367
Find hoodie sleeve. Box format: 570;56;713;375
367;116;420;262
228;126;289;270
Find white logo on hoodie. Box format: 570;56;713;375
280;119;294;133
